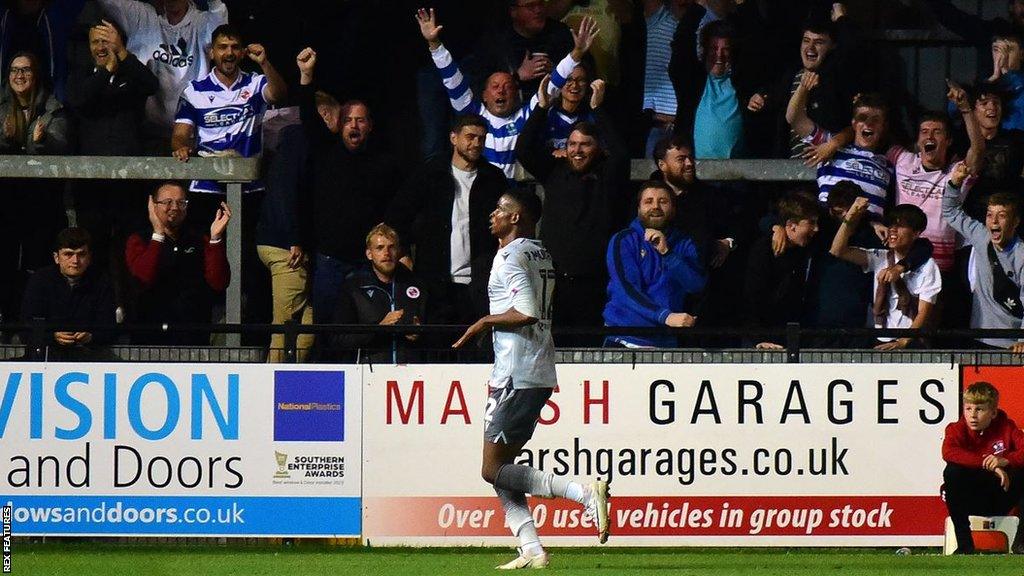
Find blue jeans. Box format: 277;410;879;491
312;253;357;324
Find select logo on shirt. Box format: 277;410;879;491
153;38;194;68
273;371;345;442
202;106;256;128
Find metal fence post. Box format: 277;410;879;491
283;320;298;364
225;182;243;347
786;322;800;364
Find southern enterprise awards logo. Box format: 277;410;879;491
272;452;345;482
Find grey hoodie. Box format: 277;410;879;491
942;180;1024;347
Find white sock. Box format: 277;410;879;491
563;480;586;504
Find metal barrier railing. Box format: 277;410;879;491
4;320;1023;365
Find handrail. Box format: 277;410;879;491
0;155;259;181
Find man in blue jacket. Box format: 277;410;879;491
603;180;705;348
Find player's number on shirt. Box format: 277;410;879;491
539;268;556;322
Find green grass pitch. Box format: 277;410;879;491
9;544;1024;576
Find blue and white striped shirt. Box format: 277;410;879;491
807;127;893;215
431;44;577;179
175;70;269;193
545;108;594;151
643;5;678;116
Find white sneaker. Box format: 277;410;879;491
495;548;550;570
583;480;610;544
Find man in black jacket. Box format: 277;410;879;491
386;114;505;325
516;74;629;345
20;227;115;358
68;19;158;155
746;11;868;159
744;193;819;349
297;47;403;323
653;134;748;334
464;0;574;103
328;224;428;364
67;19;159;276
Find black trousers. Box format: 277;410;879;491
943;463;1024;552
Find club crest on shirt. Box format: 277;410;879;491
240;89;251;101
406;286;420;299
993;440;1006;454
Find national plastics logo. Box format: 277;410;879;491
273;371;345;441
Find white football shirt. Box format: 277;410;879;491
488;238;557;389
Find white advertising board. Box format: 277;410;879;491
0;363;360;537
363;363;959;546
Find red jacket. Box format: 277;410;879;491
942;409;1024;469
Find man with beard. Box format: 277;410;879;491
603;181;705;348
653;134;746;334
327;224;428;364
172;24;287;196
654;134;742;268
516;71;629;346
386;114;506;325
98;0;227;150
944;162;1024;352
296;47;402;324
415;8;598;179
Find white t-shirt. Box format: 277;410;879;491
98;0;228;137
488;238;557;389
862;249;942;340
450;165;476;284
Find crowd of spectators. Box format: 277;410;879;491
5;0;1024;359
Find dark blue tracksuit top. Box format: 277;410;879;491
603;218;706;347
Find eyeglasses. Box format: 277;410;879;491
9;66;32;76
155;199;189;209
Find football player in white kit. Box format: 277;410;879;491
454;189;609;569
